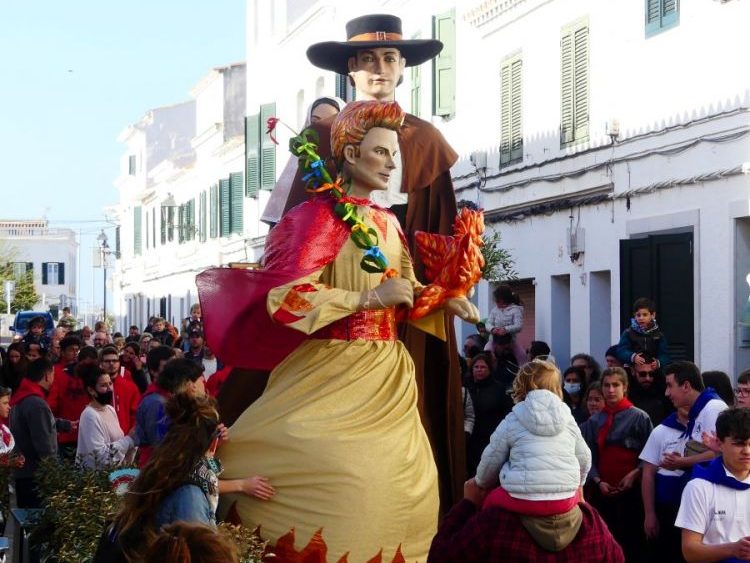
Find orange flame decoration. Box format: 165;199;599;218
410;207;486;320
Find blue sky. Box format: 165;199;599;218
0;0;245;313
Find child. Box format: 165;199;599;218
486;284;525;365
584;381;605;419
474;359;591;515
616;297;670;368
21;316;51;353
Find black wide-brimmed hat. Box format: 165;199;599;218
307;14;443;75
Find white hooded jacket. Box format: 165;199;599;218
474;389;592;500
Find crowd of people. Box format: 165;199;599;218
456;291;750;562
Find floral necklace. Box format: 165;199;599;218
267;118;395;277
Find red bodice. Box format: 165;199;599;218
312;308;397;341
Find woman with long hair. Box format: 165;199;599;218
94;393;222;562
0;343;27;392
144;522;239;563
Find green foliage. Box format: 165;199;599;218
0;266;40;313
481;230;518;284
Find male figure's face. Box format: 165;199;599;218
634;307;655;329
602;375;626;407
605;354;622;368
129;327;139;337
347;48;405;101
344;127;398;193
82;327;92;339
29;324;43;336
100;353;120;377
153;321;165;333
189;334;204;350
633;363;657;390
62;344;80;363
39;369;54;391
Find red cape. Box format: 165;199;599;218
198;196;373;372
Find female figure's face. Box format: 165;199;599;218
472;359;491;382
8;350;21;365
602;375;627;407
0;395;11;419
587;390;605;417
310;102;339;123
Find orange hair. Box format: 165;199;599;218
330;100;405;164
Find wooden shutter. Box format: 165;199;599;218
115;226;121;257
134;206;142;256
42;262;49;285
167;207;175;242
260;103;277;190
560;20;589;147
500;55;523;166
209;184;218;239
646;0;679;35
230;172;244;234
160;208;166;245
220;178;231;237
187;199;196;241
411;65;421;117
178;204;185;244
433;10;456;117
245;114;260;197
200;191;207;242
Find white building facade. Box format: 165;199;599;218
0;219;78;312
111;63;273;332
246;0;750;374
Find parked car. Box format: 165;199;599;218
9;311;55;339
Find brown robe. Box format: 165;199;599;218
218;112;465;510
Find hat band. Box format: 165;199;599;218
348;31;403;42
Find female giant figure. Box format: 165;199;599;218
201;100;479;562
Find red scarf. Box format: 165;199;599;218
596;397;634;451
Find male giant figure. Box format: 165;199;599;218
215;14;464;508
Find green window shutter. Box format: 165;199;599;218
209;184;218;239
245;114;260;197
160;208;166;245
178;204;185;244
560;20;589;147
646;0;679;36
220;178;231;237
42;262;48;285
260;103;277;190
115;226;121;257
167;207;175;242
133;206;142;256
230;172;244;234
187;199;196;241
411;65;421;117
58;262;65;285
200;191;207;242
433;10;456;117
500;55;523;167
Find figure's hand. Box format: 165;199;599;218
660;452;685;471
445;298;480;323
731;537;750;560
14;454;25;469
599;481;620;497
634;353;646;366
371;278;414;308
70;420;79;432
702;431;721;453
216;423;229;444
463;478;488;507
644;511;659;539
240;476;276;501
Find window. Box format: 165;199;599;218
260;103;277;190
433;10;456;117
500;54;523;167
230;172;244;234
134;206;142;256
167;207;175;242
411;64;421;117
220;178;231;237
199;190;207;243
560;20;589;147
646;0;679;36
245;114;260;197
12;262;31;279
209;184;219;239
128;155;137;176
42;262;64;285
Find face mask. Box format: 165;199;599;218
95;390;113;406
564;382;581;396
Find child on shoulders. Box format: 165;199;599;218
616;297;670;369
473;359;591;515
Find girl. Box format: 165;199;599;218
563;366;587;423
584;381;605;419
486;284;525;365
474;359;591;516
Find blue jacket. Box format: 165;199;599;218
616;325;670;367
156;484;215;528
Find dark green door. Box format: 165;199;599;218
620;232;693;362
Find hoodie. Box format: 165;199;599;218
475;389;592;500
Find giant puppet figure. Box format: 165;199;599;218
239;13;467;510
200;100;481;561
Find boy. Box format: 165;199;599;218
735;369;750;408
616;297;670;368
150;316;175;347
21;316;51;353
675;408;750;561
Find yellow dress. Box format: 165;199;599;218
218;205;439;562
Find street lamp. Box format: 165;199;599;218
97;230;109;321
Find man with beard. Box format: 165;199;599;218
629;361;672;426
99;346;140;434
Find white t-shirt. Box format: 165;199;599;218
639;423;688;477
690;399;728;442
76;404;134;470
675;467;750;545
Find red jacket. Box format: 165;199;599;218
428;500;625;563
46;370;89;444
112;374;140;434
205;365;232;399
